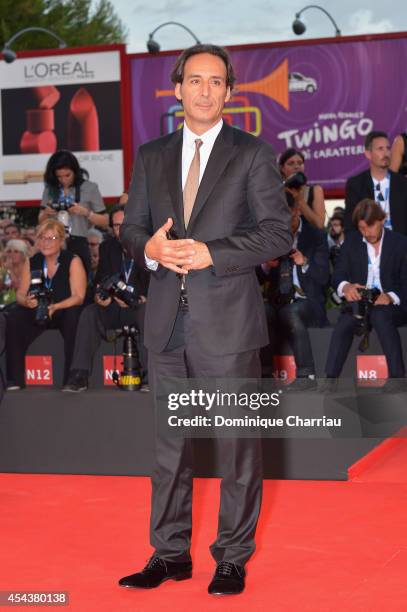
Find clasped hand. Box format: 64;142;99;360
145;218;213;274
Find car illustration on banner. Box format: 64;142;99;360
288;72;317;93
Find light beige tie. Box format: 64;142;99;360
183;138;203;228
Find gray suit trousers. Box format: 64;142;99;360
148;308;263;566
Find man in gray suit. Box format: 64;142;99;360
119;44;291;596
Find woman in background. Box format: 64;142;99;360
279;148;326;229
39;150;108;276
0;239;28;307
5;219;86;390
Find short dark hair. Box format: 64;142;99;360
170;44;236;89
279;148;305;168
44;150;89;191
330;213;344;226
109;204;126;228
364;131;388;150
352;198;386;226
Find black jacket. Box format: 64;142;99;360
332;229;407;312
344;169;407;234
259;220;329;325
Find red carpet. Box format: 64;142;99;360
350;434;407;484
1;471;407;611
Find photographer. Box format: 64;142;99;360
38;150;108;276
63;205;149;392
279;148;326;229
325;199;407;388
5;220;87;390
259;194;329;390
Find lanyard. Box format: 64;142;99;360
43;257;59;290
122;253;134;284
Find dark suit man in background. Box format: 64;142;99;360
326;199;407;391
119;44;291;596
344;131;407;234
259;195;329;391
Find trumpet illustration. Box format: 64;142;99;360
155;59;289;111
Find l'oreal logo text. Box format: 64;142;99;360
24;60;94;80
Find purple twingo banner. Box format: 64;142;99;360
130;36;407;192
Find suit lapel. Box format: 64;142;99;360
389;172;399;229
358;237;369;284
187;123;236;234
365;171;374;199
162;130;185;236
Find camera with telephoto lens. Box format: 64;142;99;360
96;273;140;308
345;287;381;351
111;325;142;391
353;287;381;319
269;249;296;307
284;171;307;190
29;270;53;326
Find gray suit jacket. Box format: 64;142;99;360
121;122;292;355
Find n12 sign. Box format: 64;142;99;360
25;355;53;385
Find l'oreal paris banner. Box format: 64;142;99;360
0;48;124;201
130;36;407;191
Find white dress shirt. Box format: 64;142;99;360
181;120;223;188
145;119;224;270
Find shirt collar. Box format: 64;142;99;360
183;119;223;148
362;229;385;253
371;172;390;187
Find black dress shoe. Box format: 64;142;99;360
118;556;192;589
62;369;88;393
208;561;245;595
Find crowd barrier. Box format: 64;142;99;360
1;318;405;480
20;321;407;388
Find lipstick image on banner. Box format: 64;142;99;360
20;129;57;154
32;86;61;109
67;87;100;151
19;86;60;154
20;109;57;153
